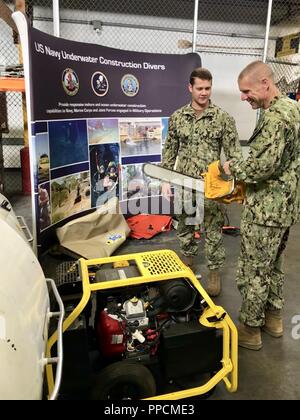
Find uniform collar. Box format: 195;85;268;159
183;101;216;117
248;93;284;143
268;93;284;109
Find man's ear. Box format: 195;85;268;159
261;78;270;90
188;83;193;93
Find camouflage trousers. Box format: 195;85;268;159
238;219;290;327
176;199;225;270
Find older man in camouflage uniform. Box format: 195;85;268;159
223;60;300;350
161;67;242;297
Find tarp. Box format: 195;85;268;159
56;197;130;259
127;214;172;239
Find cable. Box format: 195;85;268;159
222;206;240;236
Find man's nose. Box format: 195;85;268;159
241;92;248;101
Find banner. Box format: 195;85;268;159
13;12;201;253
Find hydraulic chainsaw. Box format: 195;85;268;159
142;162;236;198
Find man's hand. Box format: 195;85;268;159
223;161;232;176
161;182;173;201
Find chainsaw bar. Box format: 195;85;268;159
143;163;205;194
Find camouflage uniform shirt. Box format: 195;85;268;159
161;102;241;176
229;95;300;227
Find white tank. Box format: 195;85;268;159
0;195;50;400
0;193;27;241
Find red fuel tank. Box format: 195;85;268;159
97;310;126;358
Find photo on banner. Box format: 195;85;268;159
122;162;161;201
87;118;119;145
119;118;162;157
34;132;50;185
89;143;120;208
48;120;89;169
50;171;91;224
161;117;169;146
38;181;51;231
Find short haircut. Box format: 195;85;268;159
190;67;212;85
238;60;274;82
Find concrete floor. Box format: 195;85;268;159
9;194;300;400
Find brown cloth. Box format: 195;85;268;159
56;197;130;259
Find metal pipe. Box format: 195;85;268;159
263;0;273;62
33;16;276;41
268;59;299;66
192;0;199;52
46;278;65;401
198;49;262;57
52;0;60;37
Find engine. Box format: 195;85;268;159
95;279;199;362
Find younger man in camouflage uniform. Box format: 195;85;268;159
223;61;300;350
161;67;242;296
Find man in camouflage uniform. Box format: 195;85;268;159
223;61;300;350
161;67;242;297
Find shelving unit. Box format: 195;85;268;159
0;77;25;192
